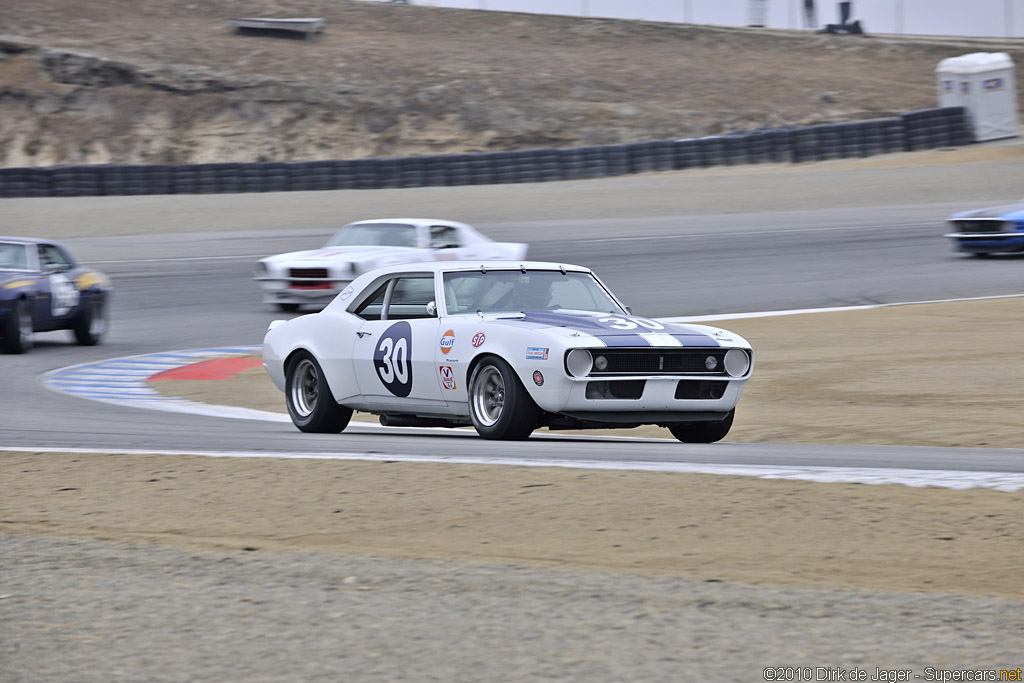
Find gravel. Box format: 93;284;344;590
3;535;1020;682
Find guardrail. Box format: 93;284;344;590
0;106;972;198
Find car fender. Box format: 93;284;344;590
263;310;361;402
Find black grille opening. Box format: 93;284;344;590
675;380;728;400
589;349;727;375
585;380;645;400
290;267;329;279
951;220;1007;234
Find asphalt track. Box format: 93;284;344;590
3;156;1024;474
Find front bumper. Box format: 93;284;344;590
255;277;353;305
945;232;1024;254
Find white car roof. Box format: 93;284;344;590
345;218;475;229
363;260;593;276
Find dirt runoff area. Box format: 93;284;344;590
4;297;1022;601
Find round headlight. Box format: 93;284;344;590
594;355;608;371
566;349;593;377
704;355;719;371
254;262;269;277
724;349;750;377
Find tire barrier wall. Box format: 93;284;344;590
0;107;973;198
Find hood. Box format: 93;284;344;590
261;245;418;267
951;202;1024;221
489;310;727;348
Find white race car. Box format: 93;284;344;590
254;218;527;311
262;261;754;442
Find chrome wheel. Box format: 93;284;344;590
471;365;505;427
290;358;318;418
89;299;106;338
17;303;32;349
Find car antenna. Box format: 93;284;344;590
480;265;487;273
559;264;566;274
520;264;526;273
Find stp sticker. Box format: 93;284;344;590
532;370;544;386
439;329;456;354
525;347;548;360
439;365;456;390
471;332;486;348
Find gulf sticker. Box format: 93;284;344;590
440;329;456;354
471;332;486;348
983;78;1004;90
439;365;456;390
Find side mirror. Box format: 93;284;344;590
426;301;437;317
625;306;633;314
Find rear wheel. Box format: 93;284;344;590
73;294;108;346
468;357;539;440
668;409;735;443
285;351;352;433
1;298;33;354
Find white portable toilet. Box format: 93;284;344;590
936;52;1018;142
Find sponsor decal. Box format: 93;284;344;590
339;285;355;301
526;347;549;360
983;77;1004;90
374;321;413;397
471;332;486;348
3;279;36;290
49;273;80;316
941;79;954;92
439;329;456;354
439;365;456;390
960;81;970;94
532;370;544;386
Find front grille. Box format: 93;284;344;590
290;268;329;279
586;349;727;376
950;219;1009;234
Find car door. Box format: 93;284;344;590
351;273;445;411
34;243;81;328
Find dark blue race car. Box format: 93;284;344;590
945;202;1024;256
0;237;112;354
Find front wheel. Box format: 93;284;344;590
285;351;352;433
468;357;539;440
1;298;33;354
668;409;735;443
277;303;301;312
73;294;108;346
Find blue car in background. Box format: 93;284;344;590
0;237;112;353
945;202;1024;256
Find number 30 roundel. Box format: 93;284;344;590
374;321;413;397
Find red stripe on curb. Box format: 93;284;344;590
147;357;263;382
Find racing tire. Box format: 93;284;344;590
277;303;301;312
468;357;539;440
72;293;108;346
668;409;735;444
285;351;352;433
1;298;33;354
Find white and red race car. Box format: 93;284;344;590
262;260;753;442
254;218;527;311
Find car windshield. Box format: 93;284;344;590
325;223;418;248
442;269;625;315
0;243;30;270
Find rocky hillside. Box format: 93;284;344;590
1;0;1021;167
